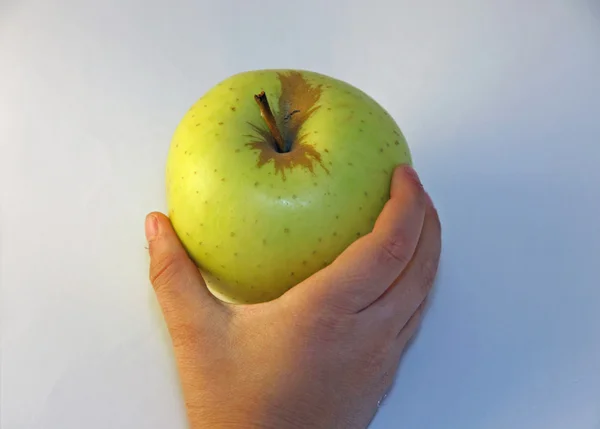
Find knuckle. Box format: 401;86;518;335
360;345;389;376
383;313;402;338
358;333;397;376
307;311;357;343
326;287;367;314
419;258;439;295
149;253;181;292
414;302;427;321
378;232;412;266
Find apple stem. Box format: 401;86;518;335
254;91;287;153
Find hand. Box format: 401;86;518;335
144;165;441;429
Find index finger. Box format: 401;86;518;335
301;165;428;313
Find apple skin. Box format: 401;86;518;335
166;69;412;304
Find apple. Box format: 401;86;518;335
165;69;412;304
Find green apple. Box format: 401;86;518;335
166;69;412;304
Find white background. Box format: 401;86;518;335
1;0;599;428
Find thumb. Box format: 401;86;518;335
145;212;221;325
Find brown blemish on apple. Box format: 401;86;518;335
246;71;330;180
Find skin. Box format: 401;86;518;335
146;165;442;429
165;69;412;304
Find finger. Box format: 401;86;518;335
368;299;430;424
373;298;430;393
145;212;222;326
372;301;428;417
397;298;428;347
303;165;428;313
363;200;441;332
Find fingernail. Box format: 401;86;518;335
402;165;422;188
145;214;158;241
